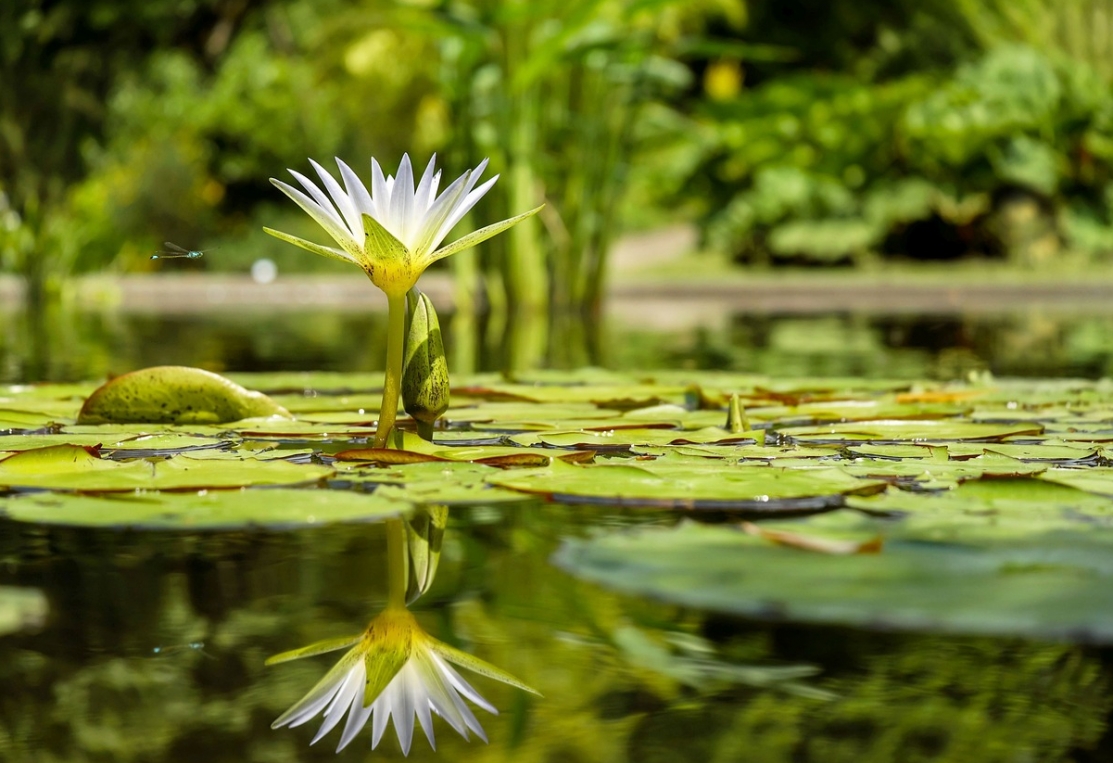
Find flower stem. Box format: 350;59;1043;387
374;291;407;448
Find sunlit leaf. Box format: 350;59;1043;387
78;366;292;424
0;487;407;528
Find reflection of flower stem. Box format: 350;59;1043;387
374;292;407;448
386;518;407;609
268;512;540;753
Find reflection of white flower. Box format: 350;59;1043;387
265;154;540;297
269;606;539;754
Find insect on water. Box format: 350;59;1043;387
150;242;212;260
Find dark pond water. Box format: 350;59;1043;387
3;302;1113;762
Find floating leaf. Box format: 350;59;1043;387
739;521;883;554
0;445;332;491
772;419;1044;445
77;366;292;425
554;518;1113;642
488;459;885;510
339;461;533;505
0;488;407;529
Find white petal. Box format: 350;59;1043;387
409;171;474;255
393;667;417;755
278;675;346;729
288;169;345;230
337;158;377;219
270;179;357;252
392;154;415;246
309;159;362;239
336;689;374;753
434;652;498;715
418;651;471;739
430;174;499;250
370;678;395;750
416;698;437;751
412;155;439;215
371;159;391;213
311;663;364;744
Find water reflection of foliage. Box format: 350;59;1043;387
0;507;1110;760
6;305;1113;385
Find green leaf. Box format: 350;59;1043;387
0;445;333;491
427;205;544;263
554;516;1113;642
78;366;292;425
0;487;407;529
263;226;355;265
489;459;885;510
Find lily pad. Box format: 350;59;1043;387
337;461;533;505
488;459;885;510
0;487;407;529
77;366;292;425
553;518;1113;642
0;444;332;491
772;419;1044;445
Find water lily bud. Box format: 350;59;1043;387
402;289;449;440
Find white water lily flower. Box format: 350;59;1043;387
265;154;541;297
269;606;540;755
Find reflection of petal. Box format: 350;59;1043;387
270;607;539;754
311;660;364;744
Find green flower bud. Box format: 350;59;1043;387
402;288;450;440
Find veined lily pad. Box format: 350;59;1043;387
488;459;885;510
77;366;292;425
337;461;533;505
0;433;225;454
847;478;1113;528
553;518;1113;642
511;428;760;450
772;419;1044;445
0;487;407;529
0;444;332;491
1039;467;1113;497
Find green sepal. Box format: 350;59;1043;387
432;640;542;696
269;646;363;729
265;634;362;666
427;205;544;264
361;213;409;262
363;645;410;707
263;227;355;265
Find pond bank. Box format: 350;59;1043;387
3;270;1113;323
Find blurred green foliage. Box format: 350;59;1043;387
3;0;1113;301
689;1;1113;266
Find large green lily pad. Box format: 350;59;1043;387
0;487;407;529
488;459;885;510
553;518;1113;642
0;444;332;491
